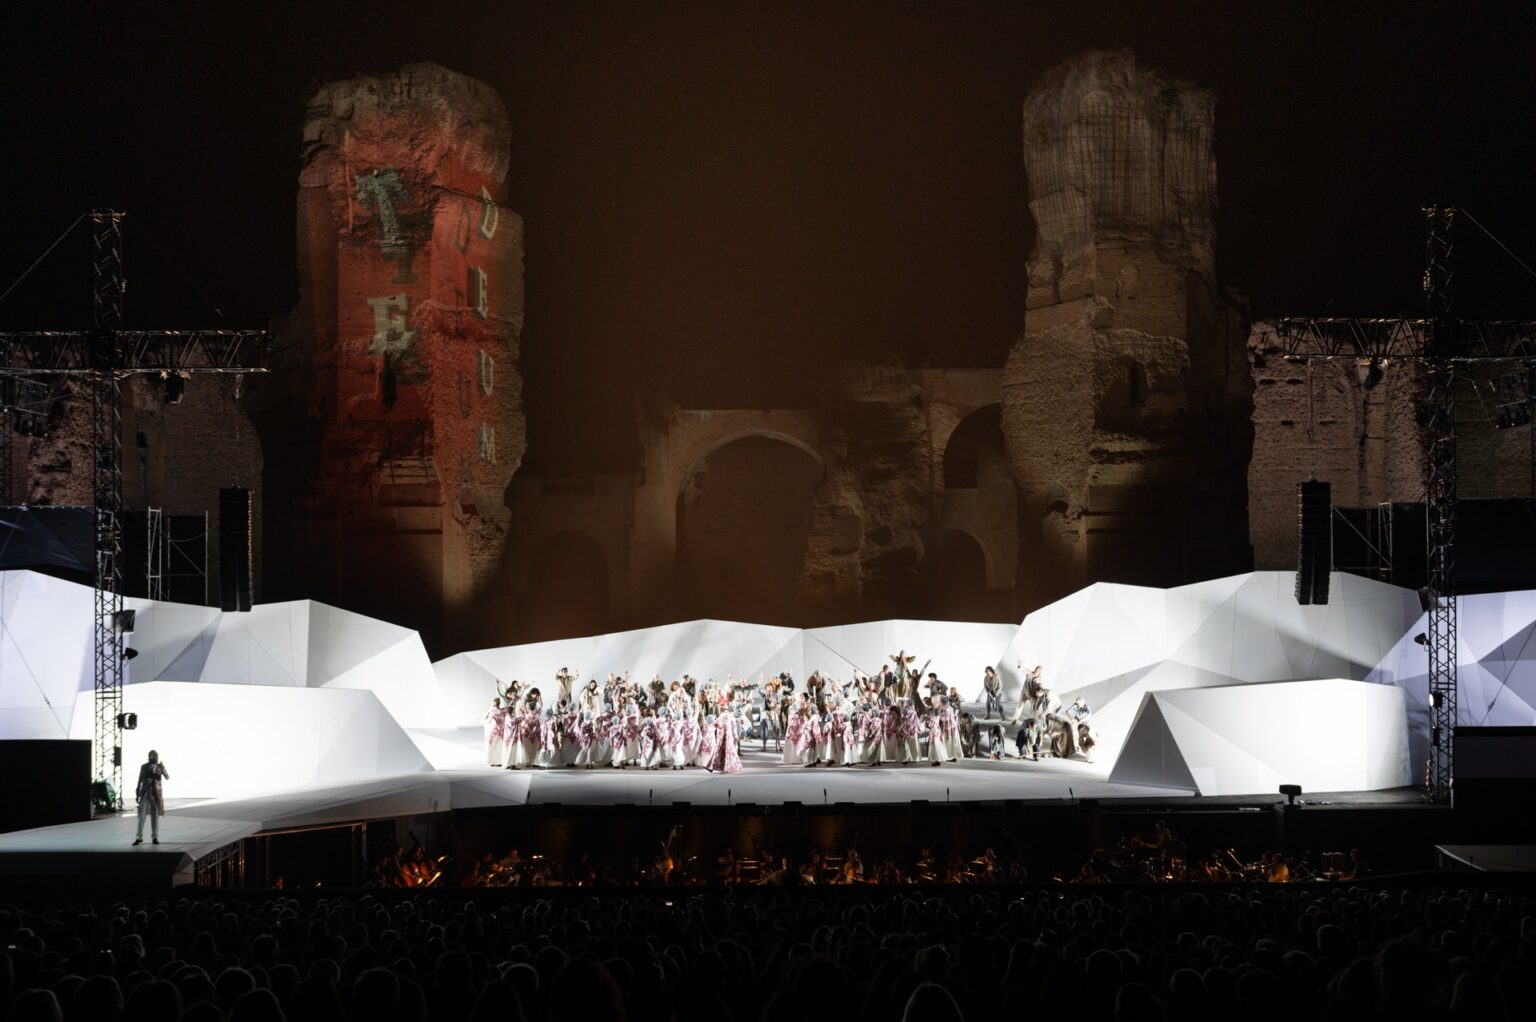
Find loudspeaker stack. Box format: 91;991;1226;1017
1295;480;1331;606
219;486;253;612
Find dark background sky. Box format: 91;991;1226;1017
2;1;1534;471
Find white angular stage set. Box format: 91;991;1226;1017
5;568;1536;848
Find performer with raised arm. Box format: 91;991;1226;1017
1010;661;1044;723
888;650;917;700
579;679;602;717
555;667;579;705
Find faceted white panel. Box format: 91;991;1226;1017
803;620;1017;693
1108;679;1410;796
321;632;450;729
448;620;800;702
0;571;94;739
122;600;222;683
433;650;509;726
1002;572;1422;765
67;681;431;801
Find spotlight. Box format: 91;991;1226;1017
1413;632;1428;647
1429;690;1444;709
123;647;138;661
116;712;138;730
162;371;186;405
1417;587;1439;613
111;610;136;634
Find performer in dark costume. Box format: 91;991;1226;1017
133;749;170;846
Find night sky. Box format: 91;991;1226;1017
2;1;1534;471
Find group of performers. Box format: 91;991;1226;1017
481;670;743;773
480;653;1097;773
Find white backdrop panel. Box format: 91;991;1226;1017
68;681;432;801
0;571;94;739
323;633;450;729
435;652;509;726
804;620;1017;693
122;599;221;683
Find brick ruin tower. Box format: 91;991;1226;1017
1003;50;1253;608
261;64;525;655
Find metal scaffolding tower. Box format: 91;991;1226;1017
0;210;268;804
1278;207;1536;803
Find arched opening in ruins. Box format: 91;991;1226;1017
521;531;611;640
675;435;822;625
921;528;993;621
930;403;1019;619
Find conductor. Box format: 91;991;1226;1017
133;750;170;846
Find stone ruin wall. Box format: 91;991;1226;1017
1245;322;1426;570
1245;324;1536;573
1004;50;1254;610
20;52;1536;652
259;63;525;655
799;360;936;620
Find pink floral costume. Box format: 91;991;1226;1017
782;707;806;765
860;706;884;762
706;712;742;774
899;705;922;764
483;705;506;767
572;713;597;767
506;710;531;765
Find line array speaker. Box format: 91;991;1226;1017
1295;480;1331;605
219;486;253;612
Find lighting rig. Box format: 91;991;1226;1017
0;211;269;805
1278;207;1536;803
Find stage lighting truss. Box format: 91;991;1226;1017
1489;367;1533;430
0;376;55;436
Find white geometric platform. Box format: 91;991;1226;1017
4;568;1534;810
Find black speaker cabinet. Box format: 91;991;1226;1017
1295;480;1332;606
0;740;91;834
219;486;253;612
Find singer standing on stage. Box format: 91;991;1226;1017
133;750;170;846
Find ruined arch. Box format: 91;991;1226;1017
675;434;823;624
676;429;825;493
933;403;1018;596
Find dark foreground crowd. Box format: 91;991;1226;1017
2;885;1531;1022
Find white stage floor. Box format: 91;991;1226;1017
0;755;1193;872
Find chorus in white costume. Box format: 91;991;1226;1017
478;653;1105;772
483;697;505;767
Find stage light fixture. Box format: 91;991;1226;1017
111;609;136;634
1429;690;1443;709
116;712;137;730
1413;632;1428;646
162;371;186;405
123;647;138;661
1417;587;1439;613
